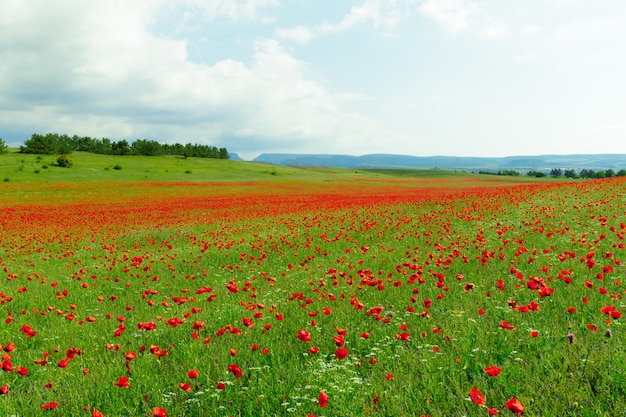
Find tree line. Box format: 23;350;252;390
482;168;626;179
17;133;229;159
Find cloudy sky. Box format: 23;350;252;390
1;0;625;159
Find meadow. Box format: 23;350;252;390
0;150;624;416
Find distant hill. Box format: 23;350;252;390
253;153;626;172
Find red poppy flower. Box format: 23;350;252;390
318;391;329;408
470;388;486;406
227;363;242;378
601;306;616;314
114;375;130;388
193;320;206;330
309;347;319;354
395;332;410;341
179;382;192;392
16;366;28;376
152;407;167;417
504;397;524;415
499;320;515;330
297;330;311;342
41;402;58;410
487;406;500;415
187;369;198;379
2;359;13;372
483;366;502;377
216;381;225;390
0;385;8;395
92;409;104;417
335;348;349;360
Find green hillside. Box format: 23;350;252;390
0;149;493;183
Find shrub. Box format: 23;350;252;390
56;154;73;168
113;164;122;170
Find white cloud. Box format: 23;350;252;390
276;0;411;43
418;0;478;33
180;0;279;21
521;25;541;37
417;0;509;40
274;25;314;44
0;0;397;156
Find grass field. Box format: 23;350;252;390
0;151;624;416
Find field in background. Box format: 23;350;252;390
0;152;624;416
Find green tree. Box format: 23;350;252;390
579;169;594;179
605;169;615;178
131;139;163;156
219;147;230;159
550;168;563;177
0;138;8;154
111;140;130;155
21;133;56;154
563;169;578;179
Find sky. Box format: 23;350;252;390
1;0;625;160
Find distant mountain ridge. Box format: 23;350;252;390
253;153;626;172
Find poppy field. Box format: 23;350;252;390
0;173;625;416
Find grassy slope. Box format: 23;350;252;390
0;149;555;185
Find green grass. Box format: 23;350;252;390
1;149;620;416
0;148;550;184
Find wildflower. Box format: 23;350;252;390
318;391;329;408
297;329;311;343
483;366;502;377
114;376;130;388
227;363;242;378
335;348;349;360
152;407;167;417
41;402;58;410
187;369;198;379
499;320;515;330
504;397;524;415
470;388;486;406
566;333;575;344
